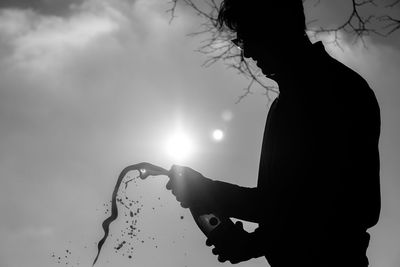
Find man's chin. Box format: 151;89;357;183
260;67;276;78
256;63;272;75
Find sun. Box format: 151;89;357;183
165;131;195;163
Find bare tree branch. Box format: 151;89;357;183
380;15;400;35
166;0;179;24
379;0;400;34
386;0;400;8
309;0;380;46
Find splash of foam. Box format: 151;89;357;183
92;162;169;266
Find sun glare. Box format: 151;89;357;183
165;131;194;163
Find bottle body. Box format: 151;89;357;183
190;208;235;237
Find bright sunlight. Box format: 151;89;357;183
165;130;195;163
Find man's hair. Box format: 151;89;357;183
217;0;306;36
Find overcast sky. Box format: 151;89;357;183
0;1;399;267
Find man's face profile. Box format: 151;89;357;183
233;29;284;76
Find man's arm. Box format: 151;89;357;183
166;165;262;223
208;180;262;222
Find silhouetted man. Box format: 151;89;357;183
166;1;381;266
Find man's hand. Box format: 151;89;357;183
206;221;263;264
166;165;215;212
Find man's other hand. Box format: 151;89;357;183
206;221;262;264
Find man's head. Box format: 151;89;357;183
218;1;306;36
217;0;308;75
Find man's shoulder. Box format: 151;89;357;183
313;42;373;99
318;47;380;120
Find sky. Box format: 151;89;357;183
0;1;399;267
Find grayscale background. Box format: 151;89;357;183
0;1;399;267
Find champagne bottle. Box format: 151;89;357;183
190;207;235;237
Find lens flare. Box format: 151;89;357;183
212;129;224;141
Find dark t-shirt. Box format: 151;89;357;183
256;42;381;265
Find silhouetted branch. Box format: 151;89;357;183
379;0;400;35
309;0;379;46
386;0;400;8
166;0;178;24
380;15;400;35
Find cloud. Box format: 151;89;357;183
0;2;124;72
0;0;195;76
0;0;84;17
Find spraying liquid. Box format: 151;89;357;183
93;162;234;266
92;162;168;266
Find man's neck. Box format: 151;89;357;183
272;40;321;90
